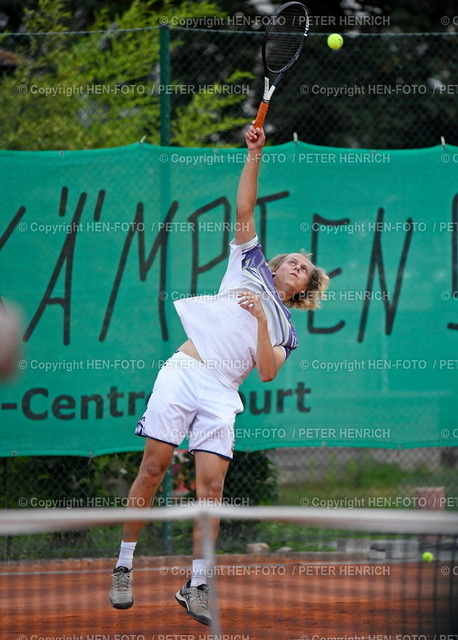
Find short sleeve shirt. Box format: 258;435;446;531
173;236;298;389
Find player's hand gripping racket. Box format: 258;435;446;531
254;1;309;128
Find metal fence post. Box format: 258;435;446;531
160;24;170;147
160;23;172;555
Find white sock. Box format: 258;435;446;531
116;540;137;570
190;559;209;587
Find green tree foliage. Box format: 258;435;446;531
173;70;252;146
0;0;250;149
1;0;456;149
2;0;458;34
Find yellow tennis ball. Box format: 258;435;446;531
422;552;434;562
327;33;343;50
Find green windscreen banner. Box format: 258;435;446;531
1;142;457;456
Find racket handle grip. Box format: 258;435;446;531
254;101;269;129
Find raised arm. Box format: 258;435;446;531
235;125;266;245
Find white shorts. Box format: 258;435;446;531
135;351;244;460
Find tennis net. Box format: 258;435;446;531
1;506;457;639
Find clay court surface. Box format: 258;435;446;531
2;555;455;639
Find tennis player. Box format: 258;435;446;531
109;124;329;626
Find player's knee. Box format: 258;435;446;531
140;458;168;485
197;477;224;499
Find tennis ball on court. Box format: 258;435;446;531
422;552;434;562
327;33;343;50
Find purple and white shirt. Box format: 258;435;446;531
174;235;298;389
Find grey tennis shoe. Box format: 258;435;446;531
175;579;212;626
109;566;134;609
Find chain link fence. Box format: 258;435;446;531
1;446;457;560
1;25;457;560
0;28;457;149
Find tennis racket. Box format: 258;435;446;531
254;1;309;128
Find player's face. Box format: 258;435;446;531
274;253;313;297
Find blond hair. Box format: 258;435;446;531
267;251;329;310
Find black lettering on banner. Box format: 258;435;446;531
189;197;231;295
93;189;105;222
81;394;104;419
108;385;124;417
358;208;413;343
256;191;289;249
276;387;293;412
22;387;48;420
52;394;76;420
188;191;289;295
295;381;311;412
24;188;96;345
128;390;146;415
448;194;458;331
308;213;347;335
239;382;311;417
100;200;179;342
18;387;148;421
0;206;26;251
58;184;68;216
248;390;272;414
2;189;456;353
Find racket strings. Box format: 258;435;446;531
264;4;308;73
